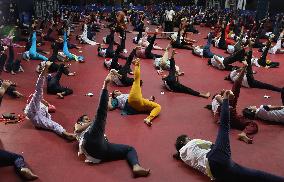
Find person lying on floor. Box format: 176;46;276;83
208;66;258;144
108;58;161;126
0;79;23;98
23;31;48;61
104;46;133;71
226;26;245;54
173;90;284;182
98;35;127;59
77;23;98;46
243;88;284;123
137;27;164;51
154;46;184;75
47;64;73;99
63;32;84;62
0;80;38;181
74;74;150;178
225;40;283;92
36;60;75;76
261;31;284;54
192;32;215;58
170;30;194;50
24;65;76;141
162;50;210;99
135;31;162;59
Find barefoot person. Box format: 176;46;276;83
24;66;76;141
162;50;210;98
108;58;161;126
75;75;150;178
174;90;284;182
210;66;258;144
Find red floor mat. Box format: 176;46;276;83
0;24;284;182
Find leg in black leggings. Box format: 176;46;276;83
145;34;162;59
83;89;139;166
118;50;136;86
208;100;284;182
109;48;122;70
47;65;73;96
120;31;126;50
0;149;26;172
223;49;245;66
164;58;200;96
246;52;281;92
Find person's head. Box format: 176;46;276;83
111;90;122;99
242;106;257;119
77;114;91;124
173;135;190;160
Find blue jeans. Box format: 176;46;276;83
203;33;214;58
83;89;139;166
207;100;284;182
29;32;48;61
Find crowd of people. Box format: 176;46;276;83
0;3;284;181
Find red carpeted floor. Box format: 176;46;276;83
0;24;284;182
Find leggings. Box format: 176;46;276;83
218;29;227;50
258;42;280;68
108;48;123;70
83;89;139;166
128;63;161;121
48;62;70;75
163;58;200;97
207;99;284;182
63;32;84;61
0;149;26;172
118;50;136;86
223;49;245;70
29;32;48;61
229;69;258;137
144;34;162;59
47;64;73;96
246;51;281;92
5;45;21;72
203;33;214;58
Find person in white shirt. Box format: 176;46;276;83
243;88;284;123
74;74;150;178
164;9;175;33
173;90;284;182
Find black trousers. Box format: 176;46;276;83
207;100;284;182
47;64;73;96
118;50;136;86
145;35;162;59
84;89;139;166
164;58;200;96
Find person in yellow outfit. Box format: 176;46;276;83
108;58;161;126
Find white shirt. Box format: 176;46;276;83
251;57;261;67
116;94;129;109
230;70;250;87
256;105;284;123
179;139;214;180
193;47;203;57
211;98;220;115
104;59;112;68
210;56;225;70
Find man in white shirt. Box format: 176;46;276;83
173;90;284;182
164;9;175;32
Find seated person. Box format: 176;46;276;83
108;58;161;126
74;75;150;178
162;50;210;99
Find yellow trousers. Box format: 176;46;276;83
128;64;161;121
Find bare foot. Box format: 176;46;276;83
20;168;38;180
57;93;64;99
144;119;152;127
238;133;253;144
68;72;76;76
133;164;150;178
